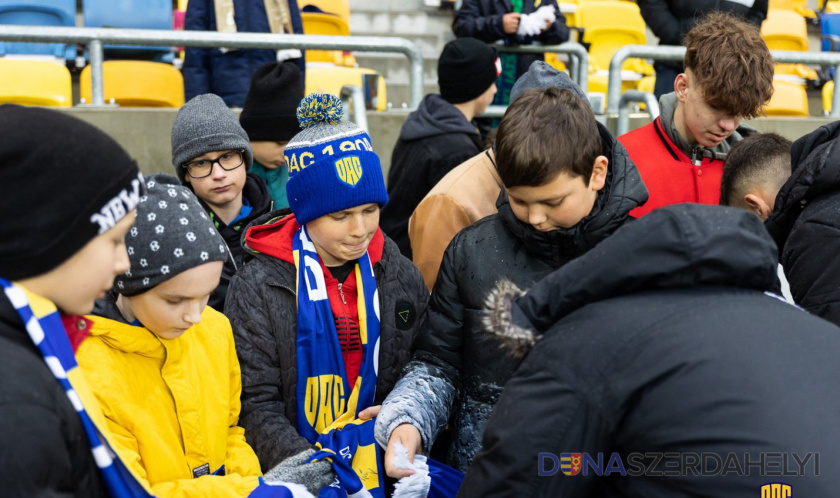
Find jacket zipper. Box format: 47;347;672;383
337;283;347;304
690;147;702;166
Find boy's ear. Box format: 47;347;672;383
674;73;689;103
744;193;773;221
589;156;609;192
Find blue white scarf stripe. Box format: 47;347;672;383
0;278;152;497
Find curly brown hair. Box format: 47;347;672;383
495;88;601;188
684;12;774;119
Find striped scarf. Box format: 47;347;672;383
292;227;385;497
0;278;153;497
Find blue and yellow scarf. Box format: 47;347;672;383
0;278;153;497
293;227;385;498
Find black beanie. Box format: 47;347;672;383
240;61;304;142
0;105;143;280
438;38;500;104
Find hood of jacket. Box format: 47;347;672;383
398;94;480;142
242;208;385;266
659;92;756;162
485;204;779;357
495;122;649;267
765;121;840;251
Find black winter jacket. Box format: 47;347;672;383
462;204;840;497
197;172;272;311
454;0;570;77
0;296;107;497
638;0;766;48
765;121;840;326
381;94;485;258
374;123;648;472
224;209;429;471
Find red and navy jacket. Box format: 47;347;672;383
619;117;724;218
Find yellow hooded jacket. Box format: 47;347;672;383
77;306;262;497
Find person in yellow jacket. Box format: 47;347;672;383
76;174;332;497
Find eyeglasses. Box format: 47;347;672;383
184;150;245;178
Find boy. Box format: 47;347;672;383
375;85;649;475
171;93;273;310
0;105;143;496
239;60;304;208
380;37;499;258
464;204;840;497
721;125;840;326
224;95;429;487
409;61;585;290
619;12;774;218
78;174;325;496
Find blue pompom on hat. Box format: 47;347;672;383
284;94;389;225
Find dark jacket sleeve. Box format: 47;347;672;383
457;346;603;498
183;0;213;101
744;0;769;28
536;0;570;45
225;273;312;471
784;218;840;327
454;0;507;43
0;403;102;497
637;0;682;46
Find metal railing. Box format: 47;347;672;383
0;25;425;108
339;84;368;131
616;90;659;136
607;45;840;118
496;42;589;93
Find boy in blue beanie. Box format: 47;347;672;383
224;94;429;495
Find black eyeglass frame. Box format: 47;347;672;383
183;149;246;179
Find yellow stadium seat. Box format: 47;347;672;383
301;12;355;66
823;80;834;113
0;59;71;107
80;61;184;108
544;52;568;73
299;0;350;24
764;80;810;116
761;9;818;81
579;1;652;74
305;64;387;111
769;0;815;17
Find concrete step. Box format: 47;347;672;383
349;0;429;13
353;51;439;81
382;80;440;108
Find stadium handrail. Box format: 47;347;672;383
495;42;589;93
0;25;425;108
607;45;840;118
617;89;659;136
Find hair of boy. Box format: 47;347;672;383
437;37;500;104
171;93;253;183
683;12;774;119
114;174;228;296
284;93;388;226
720;133;792;209
0;105;143;281
240;61;303;142
495;87;601;188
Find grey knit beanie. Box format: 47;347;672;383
115;174;229;296
509;61;588;104
171;94;253;183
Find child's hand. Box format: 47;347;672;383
358;405;380;420
384;423;423;478
502;12;521;34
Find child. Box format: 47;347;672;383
224;95;429;489
721;126;840;326
171;93;273;310
375;85;649;475
239;60;304;208
619;12;774;218
78;174;328;497
381;37;499;258
0;105;144;496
